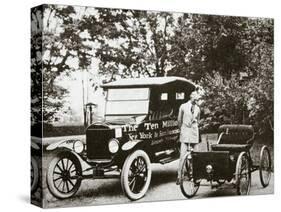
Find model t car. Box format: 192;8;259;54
46;77;197;200
179;124;272;198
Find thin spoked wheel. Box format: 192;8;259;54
31;157;39;194
180;155;200;198
121;150;152;200
235;152;251;195
259;145;272;187
47;152;82;199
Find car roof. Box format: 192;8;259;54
101;76;196;88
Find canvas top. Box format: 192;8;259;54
101;76;196;88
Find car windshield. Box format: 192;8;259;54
105;88;149;115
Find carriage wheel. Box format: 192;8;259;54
47;152;82;199
180;155;200;198
259;145;272;187
235;152;251;195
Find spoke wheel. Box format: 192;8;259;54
121;150;152;200
31;157;39;194
235;152;251;195
180;156;200;198
47;152;82;199
259;145;272;187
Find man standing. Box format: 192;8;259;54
176;90;200;185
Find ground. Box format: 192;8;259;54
32;134;274;208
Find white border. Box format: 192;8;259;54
0;0;279;211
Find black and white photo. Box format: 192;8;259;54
31;4;274;208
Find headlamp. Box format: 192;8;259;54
73;140;84;154
108;138;119;154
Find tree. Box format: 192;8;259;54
31;6;43;126
80;9;178;80
32;5;273;135
199;72;250;132
175;15;274;135
41;5;92;122
199;35;273;135
169;14;251;81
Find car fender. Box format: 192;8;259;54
31;141;40;150
121;139;142;151
46;139;81;151
52;149;84;168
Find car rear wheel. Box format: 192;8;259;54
235;152;251;195
121;150;152;200
47;151;82;199
259;145;272;187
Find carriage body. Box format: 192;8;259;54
193;125;254;181
192;151;234;182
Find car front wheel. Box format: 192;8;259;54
47;151;82;199
121;150;152;200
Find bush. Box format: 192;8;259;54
199;70;273;136
43;124;85;137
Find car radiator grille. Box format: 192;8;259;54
86;128;114;160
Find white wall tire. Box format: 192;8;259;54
47;152;82;199
121;150;152;200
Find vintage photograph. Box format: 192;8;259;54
31;4;274;208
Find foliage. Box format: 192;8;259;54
169;14;248;80
80;9;177;79
40;5;92;122
200;39;273;135
188;16;273;135
245;40;273;135
34;5;273;135
31;6;43;126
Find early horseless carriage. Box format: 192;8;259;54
46;77;197;200
180;124;272;198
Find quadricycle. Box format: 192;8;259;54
179;124;272;198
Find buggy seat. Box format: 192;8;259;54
211;125;255;152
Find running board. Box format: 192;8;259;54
159;157;177;164
155;149;176;157
81;174;120;179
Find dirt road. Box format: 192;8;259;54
36;135;274;208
